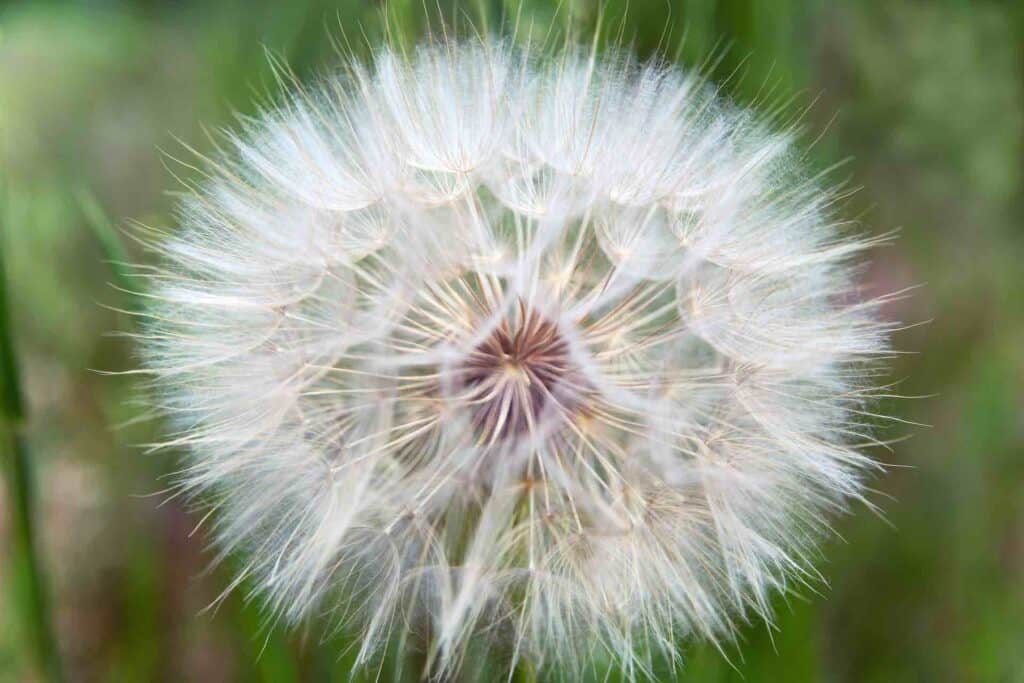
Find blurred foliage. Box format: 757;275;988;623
1;0;1021;681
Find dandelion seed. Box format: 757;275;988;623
138;38;895;679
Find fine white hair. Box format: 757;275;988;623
136;37;896;679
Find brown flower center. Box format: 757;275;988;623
457;303;584;444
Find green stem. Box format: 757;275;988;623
512;661;537;683
0;223;63;682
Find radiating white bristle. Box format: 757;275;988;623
136;38;895;679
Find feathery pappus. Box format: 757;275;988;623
136;36;897;679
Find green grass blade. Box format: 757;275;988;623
0;219;64;683
74;185;135;295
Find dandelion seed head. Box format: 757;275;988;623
139;37;895;678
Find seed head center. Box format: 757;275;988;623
456;303;582;444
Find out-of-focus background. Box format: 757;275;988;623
1;1;1021;681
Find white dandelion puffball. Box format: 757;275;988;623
141;39;892;676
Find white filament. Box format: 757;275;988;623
137;39;894;679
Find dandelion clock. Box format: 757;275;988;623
137;37;896;680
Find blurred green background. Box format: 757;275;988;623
1;0;1021;681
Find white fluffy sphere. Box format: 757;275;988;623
139;39;893;678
